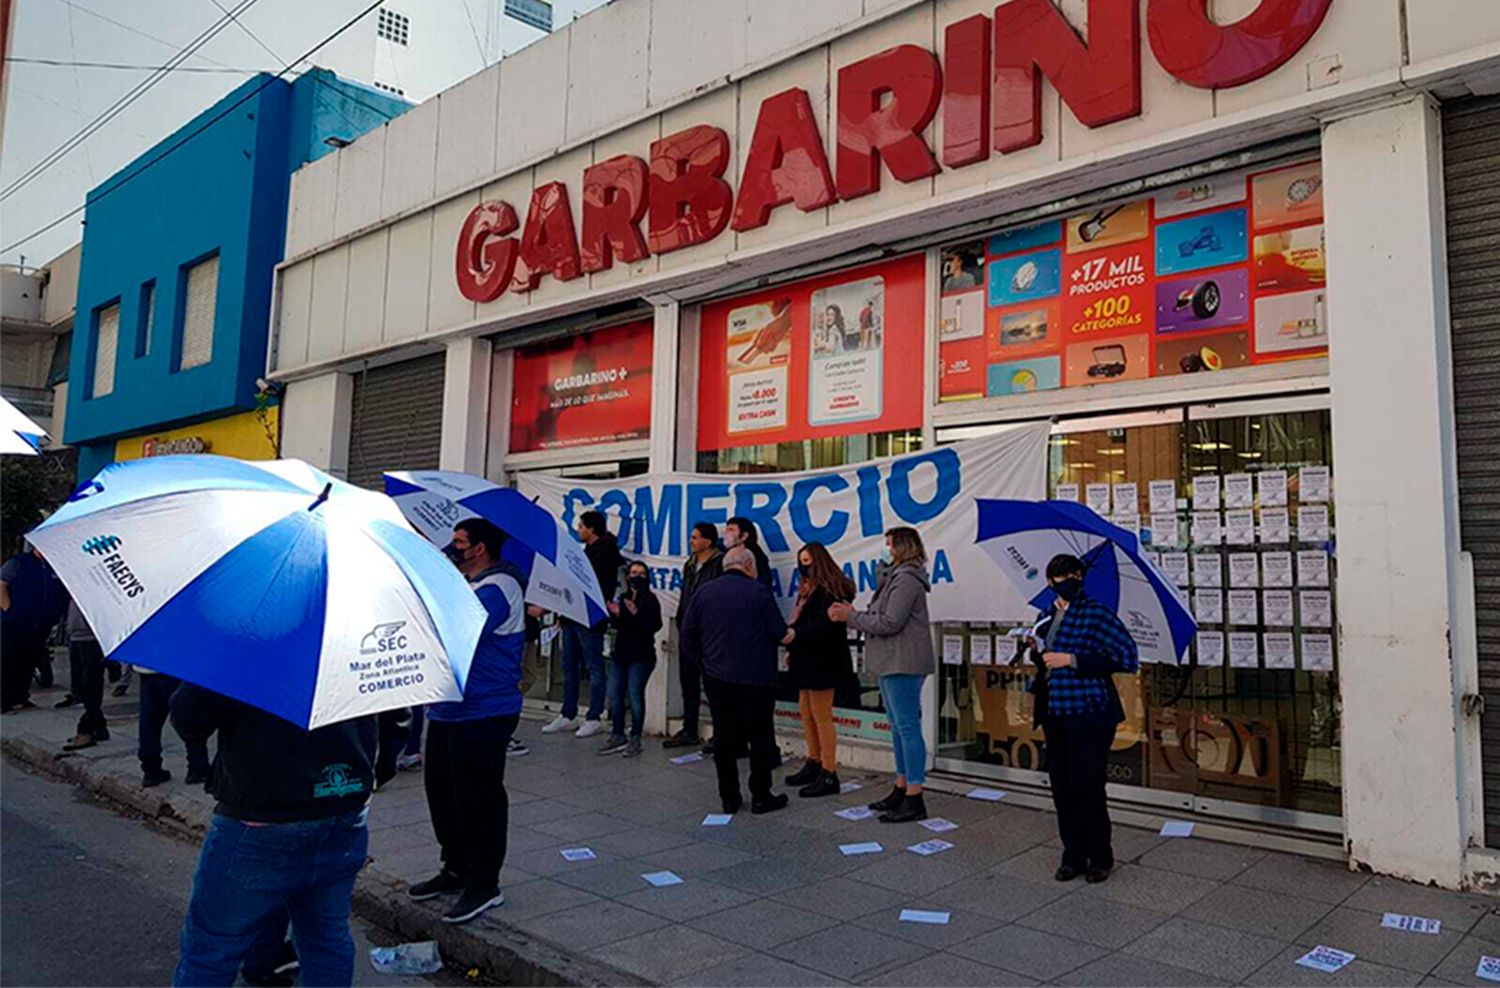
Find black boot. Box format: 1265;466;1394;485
799;771;840;798
867;784;905;812
785;759;822;787
879;793;928;823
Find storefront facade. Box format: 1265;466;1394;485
270;0;1497;888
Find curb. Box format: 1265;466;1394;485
2;735;646;987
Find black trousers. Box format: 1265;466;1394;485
678;650;703;737
139;673;211;775
68;640;108;738
424;714;518;893
1;622;42;708
1042;717;1117;870
703;678;778;805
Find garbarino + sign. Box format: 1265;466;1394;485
455;0;1334;302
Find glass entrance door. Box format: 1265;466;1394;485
934;394;1339;832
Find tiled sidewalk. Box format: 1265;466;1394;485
7;679;1500;987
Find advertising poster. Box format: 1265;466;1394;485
1254;226;1326;292
809;277;884;426
940;291;985;341
1155;330;1250;376
987;356;1061;396
1064;334;1150;386
989;249;1062;307
725;298;792;436
1155;270;1250;334
936;159;1328;404
698;255;924;451
939;336;985;400
940;244;985;294
1155;208;1250;276
509;319;654;452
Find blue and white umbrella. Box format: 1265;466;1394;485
28;456;486;728
0;396;46;455
976;499;1196;664
384;470;608;627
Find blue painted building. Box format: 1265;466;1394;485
66;69;407;479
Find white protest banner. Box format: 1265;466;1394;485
518;424;1050;621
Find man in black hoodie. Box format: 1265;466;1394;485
541;510;622;739
170;686;377;987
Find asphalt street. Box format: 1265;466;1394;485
0;757;473;987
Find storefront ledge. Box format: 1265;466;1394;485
1465;847;1500;894
0;734;645;987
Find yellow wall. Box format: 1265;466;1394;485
113;406;279;463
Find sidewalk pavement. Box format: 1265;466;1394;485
6;678;1500;987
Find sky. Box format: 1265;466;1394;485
0;0;610;269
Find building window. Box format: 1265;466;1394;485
376;8;409;45
137;281;155;358
92;302;119;398
373;81;405;97
179;255;218;370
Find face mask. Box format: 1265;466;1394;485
797;563;811;577
629;575;649;591
879;547;893;566
443;542;468;566
1053;577;1084;602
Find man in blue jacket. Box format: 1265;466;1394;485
1032;553;1140;885
678;547;788;816
407;518;526;925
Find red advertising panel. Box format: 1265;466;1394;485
936;158;1327;401
697;255;926;451
509;318;654;452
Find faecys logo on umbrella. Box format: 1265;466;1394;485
455;0;1335;302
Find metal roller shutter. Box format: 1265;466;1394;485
346;353;445;489
1443;98;1500;846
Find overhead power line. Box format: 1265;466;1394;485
4;56;268;73
2;0;262;202
2;0;387;256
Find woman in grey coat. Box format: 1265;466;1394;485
829;527;934;823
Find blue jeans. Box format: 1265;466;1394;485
879;674;929;786
607;659;655;739
175;809;369;987
561;622;606;721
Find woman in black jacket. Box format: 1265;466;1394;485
782;542;856;797
601;560;662;758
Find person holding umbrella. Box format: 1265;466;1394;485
408;518;527;924
1029;553;1139;884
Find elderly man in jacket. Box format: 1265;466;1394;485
678;546;789;816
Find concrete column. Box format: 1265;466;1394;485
279;371;352;476
1323;95;1471;887
439;336;492;474
645;300;681;737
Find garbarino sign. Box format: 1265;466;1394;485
456;0;1333;301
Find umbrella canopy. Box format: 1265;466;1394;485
976;498;1195;664
29;455;486;728
384;470;608;627
0;396;46;455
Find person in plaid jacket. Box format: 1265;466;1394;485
1029;553;1140;884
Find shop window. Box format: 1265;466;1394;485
179;254;218;371
91;302;119;399
937;405;1339;820
936;159;1327;405
376;8;409;45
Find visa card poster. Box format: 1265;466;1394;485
937;159;1327;401
698;255;925;451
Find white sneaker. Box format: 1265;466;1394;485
575;719;604;739
541;715;579;734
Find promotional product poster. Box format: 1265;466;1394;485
698;255;925;451
509;318;654;452
518;423;1050;621
938;159;1328;401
